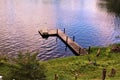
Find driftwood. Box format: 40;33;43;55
96;48;101;57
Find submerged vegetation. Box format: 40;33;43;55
0;44;120;80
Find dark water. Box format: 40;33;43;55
0;0;120;60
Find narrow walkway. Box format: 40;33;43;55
38;29;87;56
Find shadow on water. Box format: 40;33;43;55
99;0;120;17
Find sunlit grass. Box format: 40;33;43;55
44;45;120;80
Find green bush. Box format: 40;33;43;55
3;52;46;80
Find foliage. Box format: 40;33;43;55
1;52;46;80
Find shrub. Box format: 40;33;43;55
3;52;46;80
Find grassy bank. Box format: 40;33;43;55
44;45;120;80
0;44;120;80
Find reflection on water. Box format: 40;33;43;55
99;0;120;16
0;0;120;60
98;0;120;28
98;0;120;43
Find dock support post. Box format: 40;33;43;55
54;74;58;80
65;46;67;51
56;37;58;42
57;29;58;34
88;46;91;54
73;36;75;42
66;36;68;43
102;69;106;80
79;48;81;54
64;28;65;33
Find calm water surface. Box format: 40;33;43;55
0;0;120;60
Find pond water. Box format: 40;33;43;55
0;0;120;60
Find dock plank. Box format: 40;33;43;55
39;29;87;55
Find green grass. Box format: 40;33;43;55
44;46;120;80
0;45;120;80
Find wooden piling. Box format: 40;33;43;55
79;48;81;54
64;28;65;33
54;74;58;80
88;46;91;54
56;37;58;42
102;69;106;80
65;46;67;51
56;29;58;34
96;48;101;57
66;36;68;43
73;36;75;42
108;68;116;77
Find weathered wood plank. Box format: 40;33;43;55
38;29;87;55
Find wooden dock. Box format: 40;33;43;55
38;29;87;56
